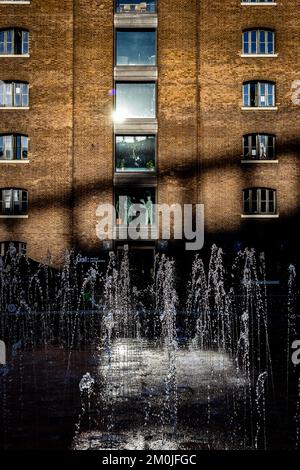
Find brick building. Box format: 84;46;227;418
0;0;299;269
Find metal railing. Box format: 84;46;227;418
115;1;157;14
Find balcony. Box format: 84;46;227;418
115;1;157;28
115;1;156;14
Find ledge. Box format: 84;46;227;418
114;66;158;81
114;118;158;134
241;159;278;164
0;215;28;219
0;160;29;164
240;2;277;5
0;54;30;58
241;106;278;111
240;53;278;58
241;214;279;219
114;13;158;28
114;225;158;241
0;107;29;110
114;172;157;187
0;1;30;3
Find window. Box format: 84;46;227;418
243;134;275;160
243;29;275;55
0;241;27;257
243;81;275;107
115;188;155;225
115;135;155;172
115;82;156;118
0;29;29;55
243;188;276;214
0;81;29;107
0;188;28;215
116;29;156;66
0;134;28;160
115;1;157;13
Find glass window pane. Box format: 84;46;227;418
116;30;156;66
115;188;155;225
259;30;266;54
250;30;257;54
16;135;21;159
0;32;4;54
268;31;274;54
22;136;28;158
116;135;155;171
243;32;249;54
267;83;274;106
22;31;29;54
116;82;156;118
6;30;13;54
5;83;13;106
5;135;13;159
259;82;266;106
258;135;267;159
243;84;249;106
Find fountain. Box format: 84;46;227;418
0;245;298;450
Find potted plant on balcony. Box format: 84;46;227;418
146;160;155;171
116;159;125;171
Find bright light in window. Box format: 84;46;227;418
112;109;128;124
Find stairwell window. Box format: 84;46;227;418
243;188;276;214
243;29;275;55
0;134;28;160
243;134;275;160
0;188;28;216
0;81;29;107
243;81;275;108
0;29;29;55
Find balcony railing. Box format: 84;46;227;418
115;1;157;14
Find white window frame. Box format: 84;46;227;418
0;81;29;107
243;188;276;215
243;81;275;108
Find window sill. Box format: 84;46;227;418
0;160;29;164
0;54;30;58
240;2;277;6
241;214;279;219
240;53;278;58
241;106;278;111
0;1;30;3
0;107;29;110
0;215;28;219
241;159;278;164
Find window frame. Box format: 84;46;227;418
0;28;29;56
0;133;28;160
243;80;275;107
243;188;277;215
0;241;27;257
114;187;156;226
115;81;157;119
115;28;157;67
242;28;275;55
242;133;276;160
0;188;28;215
115;134;156;173
0;81;29;107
